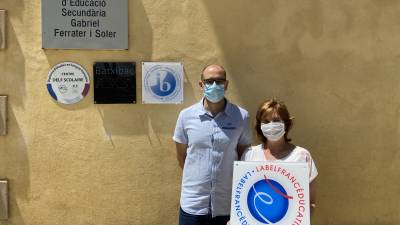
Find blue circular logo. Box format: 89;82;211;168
144;65;182;102
150;71;176;97
247;179;290;224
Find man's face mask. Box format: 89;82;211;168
260;121;285;141
203;81;225;103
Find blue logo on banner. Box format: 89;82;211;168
247;179;289;224
150;71;177;97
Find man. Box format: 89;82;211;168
173;64;251;225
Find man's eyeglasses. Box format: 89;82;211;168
202;79;226;85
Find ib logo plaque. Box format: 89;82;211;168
142;62;183;104
46;62;90;104
230;161;310;225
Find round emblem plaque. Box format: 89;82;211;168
46;62;90;104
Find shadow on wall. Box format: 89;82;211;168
0;1;27;108
96;0;155;139
97;1;196;144
201;0;325;114
97;68;196;146
0;1;28;225
0;0;25;21
0;108;29;225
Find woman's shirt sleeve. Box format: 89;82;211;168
304;151;318;182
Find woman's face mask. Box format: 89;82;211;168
260;121;285;141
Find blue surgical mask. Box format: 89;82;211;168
204;82;225;103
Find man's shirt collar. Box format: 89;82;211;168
197;97;231;117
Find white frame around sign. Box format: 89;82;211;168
230;161;310;225
142;62;184;104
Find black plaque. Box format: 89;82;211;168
94;62;136;104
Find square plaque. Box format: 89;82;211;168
142;62;184;104
0;10;5;49
94;62;136;104
41;0;128;49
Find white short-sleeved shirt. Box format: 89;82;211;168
173;99;251;216
241;144;318;182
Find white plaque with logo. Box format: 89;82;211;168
46;62;90;104
142;62;184;104
230;161;310;225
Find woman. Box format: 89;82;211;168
242;99;318;214
227;99;318;225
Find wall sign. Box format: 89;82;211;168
142;62;183;104
230;161;310;225
46;62;90;104
42;0;128;49
94;62;136;104
0;10;5;49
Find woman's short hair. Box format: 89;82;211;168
255;99;293;143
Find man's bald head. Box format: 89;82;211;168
201;64;226;80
